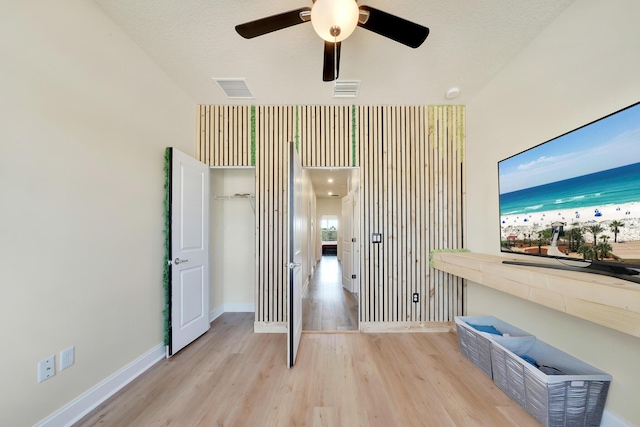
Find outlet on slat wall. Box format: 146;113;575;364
196;104;465;327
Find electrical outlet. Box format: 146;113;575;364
60;346;75;370
412;293;419;303
38;355;55;383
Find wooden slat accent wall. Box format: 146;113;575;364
357;105;465;322
197;105;252;166
196;104;465;325
298;105;356;167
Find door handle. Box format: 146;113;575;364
174;258;189;265
288;262;302;269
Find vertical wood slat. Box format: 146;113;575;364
386;105;392;322
213;105;220;165
358;106;366;323
428;106;436;321
400;107;408;321
205;105;211;166
375;106;382;322
256;106;264;321
410;106;418;322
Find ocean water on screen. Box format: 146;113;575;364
499;162;640;217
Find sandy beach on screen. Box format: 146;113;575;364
500;201;640;243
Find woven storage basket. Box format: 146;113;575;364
454;316;533;379
491;337;611;427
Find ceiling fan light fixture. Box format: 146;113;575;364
311;0;359;42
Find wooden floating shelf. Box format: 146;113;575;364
432;251;640;339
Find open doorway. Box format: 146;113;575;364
302;168;359;331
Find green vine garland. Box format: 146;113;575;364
352;105;356;167
163;147;171;346
251;105;256;166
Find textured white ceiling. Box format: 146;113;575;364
94;0;575;106
306;168;353;199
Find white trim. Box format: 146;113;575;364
254;322;287;333
601;410;634;427
211;304;255;323
209;304;224;323
34;343;165;427
360;321;455;333
302;276;310;298
224;303;255;312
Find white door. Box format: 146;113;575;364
169;148;210;356
341;193;353;292
352;187;360;296
288;142;303;368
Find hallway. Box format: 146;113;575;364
302;256;359;331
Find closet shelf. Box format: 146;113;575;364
213;194;255;200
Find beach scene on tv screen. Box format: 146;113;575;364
499;103;640;264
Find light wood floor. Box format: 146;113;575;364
75;313;539;427
302;256;359;331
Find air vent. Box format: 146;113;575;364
334;80;360;98
213;78;254;99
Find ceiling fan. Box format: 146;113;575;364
235;0;429;82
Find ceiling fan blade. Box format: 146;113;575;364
358;6;429;48
235;8;311;39
323;41;341;82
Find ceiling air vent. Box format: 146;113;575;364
334;80;360;98
213;78;253;99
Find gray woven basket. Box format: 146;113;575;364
491;337;611;427
455;316;534;379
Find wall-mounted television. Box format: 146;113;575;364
498;101;640;283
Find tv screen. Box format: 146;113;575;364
498;101;640;282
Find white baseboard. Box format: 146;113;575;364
601;410;634;427
34;343;165;427
38;304;256;426
302;276;310;298
209;304;224;322
210;304;254;323
224;303;255;312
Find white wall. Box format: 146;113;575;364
349;169;361;293
222;170;256;308
0;2;196;426
210;169;256;312
302;170;317;293
210;170;226;311
466;0;640;424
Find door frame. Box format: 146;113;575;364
304;166;362;330
341;193;354;293
288;142;303;367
